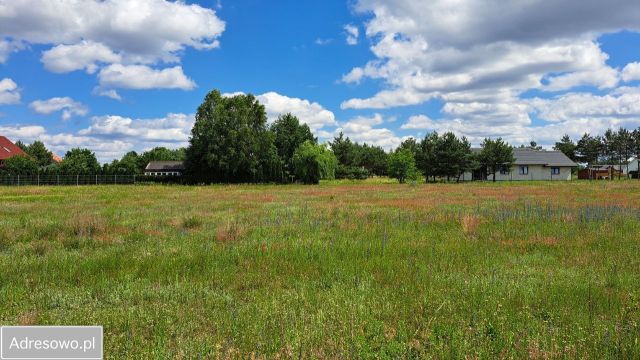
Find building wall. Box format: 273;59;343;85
461;165;572;181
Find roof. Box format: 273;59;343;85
0;136;27;160
471;147;577;167
145;161;185;171
512;149;577;167
52;153;63;163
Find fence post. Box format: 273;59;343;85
96;174;98;185
17;175;19;186
115;174;117;185
76;174;79;186
133;174;136;184
57;175;59;185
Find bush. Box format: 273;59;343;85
387;149;420;184
336;165;369;180
1;155;39;175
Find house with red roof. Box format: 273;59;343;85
0;136;27;168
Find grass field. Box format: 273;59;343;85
1;181;639;358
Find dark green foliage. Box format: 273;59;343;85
104;151;140;175
330;133;388;178
576;133;603;166
479;138;515;182
554;134;578;162
185;90;282;183
416;132;475;182
59;148;101;175
292;141;337;184
330;132;357;167
387;148;419;183
1;155;39;174
336;165;369;180
24;141;53;167
271;113;316;177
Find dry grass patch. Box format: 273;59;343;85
215;221;249;243
460;214;482;236
66;214;107;238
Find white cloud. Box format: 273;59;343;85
622;62;640;82
0;0;225;64
98;64;196;90
315;38;332;46
1;0;225;90
41;41;122;73
337;113;402;149
341;0;640;112
79;113;193;142
401;115;435;130
256;92;336;130
93;89;122;101
0;78;21;104
29;97;88;120
223;91;337;131
344;24;359;45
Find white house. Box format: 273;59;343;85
461;148;577;181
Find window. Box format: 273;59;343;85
519;165;529;175
551;167;560;175
499;165;509;175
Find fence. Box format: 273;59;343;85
0;174;136;186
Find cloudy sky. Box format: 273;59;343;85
2;0;640;162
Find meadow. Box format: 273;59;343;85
0;180;639;358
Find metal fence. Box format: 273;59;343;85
0;174;136;186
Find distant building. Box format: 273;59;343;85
0;136;27;168
52;153;63;164
578;165;624;180
144;161;185;176
462;148;577;181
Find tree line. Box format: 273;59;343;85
553;128;640;176
3;89;640;183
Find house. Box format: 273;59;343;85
578;165;624;180
144;161;185;176
628;157;639;178
461;148;577;181
0;136;27;168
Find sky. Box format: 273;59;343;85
2;0;640;163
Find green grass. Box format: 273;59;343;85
0;181;639;358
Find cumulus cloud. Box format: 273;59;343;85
339;0;640;144
0;78;21;104
622;62;640;82
0;0;225;63
0;0;225;90
29;97;88;120
41;41;122;73
337;113;403;149
256;92;337;130
222;91;337;131
79;113;193;142
97;64;196;90
344;24;359;45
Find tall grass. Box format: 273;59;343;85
0;182;638;358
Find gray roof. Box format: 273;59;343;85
145;161;185;171
512;149;577;167
471;148;577;167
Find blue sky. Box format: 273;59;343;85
2;0;640;162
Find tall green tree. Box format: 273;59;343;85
105;151;140;175
270;113;315;176
330;132;357;167
357;144;388;176
59;148;100;175
416;132;438;182
387;148;419;184
24;141;54;167
576;133;603;167
478;138;515;182
185;90;280;183
291;141;337;184
554;134;577;162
